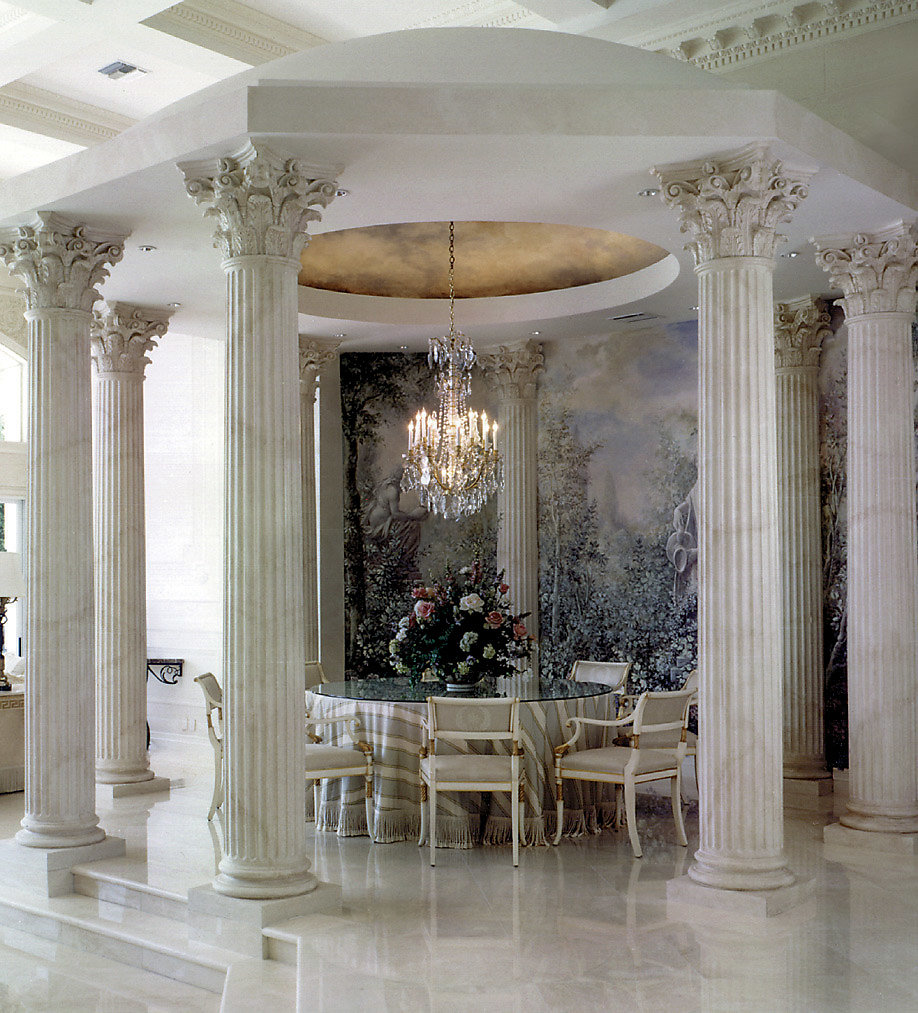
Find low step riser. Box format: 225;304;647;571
72;873;187;922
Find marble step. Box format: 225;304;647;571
0;877;233;994
72;860;188;921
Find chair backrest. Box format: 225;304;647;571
682;669;698;697
305;660;328;690
569;660;632;693
629;688;695;751
426;696;520;749
194;672;223;741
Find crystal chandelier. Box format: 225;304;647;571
403;221;502;519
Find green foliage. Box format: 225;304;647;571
538;392;698;690
389;561;532;685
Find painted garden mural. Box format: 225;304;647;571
337;311;916;771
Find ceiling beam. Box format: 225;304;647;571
0;82;134;146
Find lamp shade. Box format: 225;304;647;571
0;552;26;598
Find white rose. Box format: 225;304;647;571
459;593;484;612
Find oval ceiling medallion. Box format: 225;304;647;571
299;221;668;299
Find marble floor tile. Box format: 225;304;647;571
2;737;918;1010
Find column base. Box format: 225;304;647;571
668;873;815;919
188;881;341;957
16;819;107;850
824;821;918;855
95;765;157;786
688;849;796;892
96;775;170;800
0;836;125;896
783;775;834;812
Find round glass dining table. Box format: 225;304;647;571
306;676;619;848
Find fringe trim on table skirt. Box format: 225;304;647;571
546;802;619;840
316;802;479;848
315;800;370;837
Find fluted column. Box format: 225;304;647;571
479;340;543;649
298;337;340;675
92;302;171;788
814;226;918;846
774;297;832;783
0;214;125;849
655;146;812;896
181;143;337;899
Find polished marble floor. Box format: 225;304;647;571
1;737;918;1012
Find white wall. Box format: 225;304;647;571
144;328;224;738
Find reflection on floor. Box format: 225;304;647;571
1;736;917;1012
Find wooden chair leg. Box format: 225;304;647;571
418;779;428;847
313;780;321;830
365;765;375;843
429;783;437;867
511;784;520;868
671;772;688;847
624;779;642;858
552;765;564;845
207;748;223;821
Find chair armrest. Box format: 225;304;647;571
305;715;363;745
555;713;635;759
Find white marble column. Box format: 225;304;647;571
814;225;918;849
479;340;543;649
774;297;832;787
181;143;337;899
298;337;340;679
92;302;171;791
655;146;813;905
0;214;126;850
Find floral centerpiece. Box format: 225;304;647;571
389;562;533;689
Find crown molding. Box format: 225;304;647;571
407;1;547;30
144;0;326;66
0;82;135;146
616;0;918;72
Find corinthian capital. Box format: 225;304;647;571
298;336;341;403
478;340;544;402
179;142;338;261
0;213;126;312
813;224;918;318
653;145;811;264
774;296;832;369
91;302;173;376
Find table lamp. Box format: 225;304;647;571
0;552;25;691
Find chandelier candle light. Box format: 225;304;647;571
403;221;502;519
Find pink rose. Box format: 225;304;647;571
499;583;510;594
414;600;435;620
486;611;504;628
513;622;528;639
411;586;427;599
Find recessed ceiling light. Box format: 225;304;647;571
399;344;408;350
168;302;182;309
98;61;144;80
530;330;541;336
638;187;660;198
138;244;157;252
781;250;801;258
691;305;699;312
333;333;346;338
335;189;349;198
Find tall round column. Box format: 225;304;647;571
774;296;832;783
182;143;337;898
655;146;811;894
815;226;918;844
298;337;340;676
92;302;171;787
0;214;125;848
479;340;543;648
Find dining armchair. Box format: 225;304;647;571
194;672;224;821
681;670;699;795
569;659;633;724
552;687;695;858
305;709;375;841
418;696;525;867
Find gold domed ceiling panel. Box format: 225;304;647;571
298;221;668;299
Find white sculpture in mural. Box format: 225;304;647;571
666;481;699;597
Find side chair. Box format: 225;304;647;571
305;708;376;841
552;687;695;858
418;696;525;867
194;672;224;821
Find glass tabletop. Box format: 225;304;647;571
312;676;615;704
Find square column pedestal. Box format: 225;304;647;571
187;882;341;957
668;873;816;919
0;837;125;897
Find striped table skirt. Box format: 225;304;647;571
305;689;617;848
